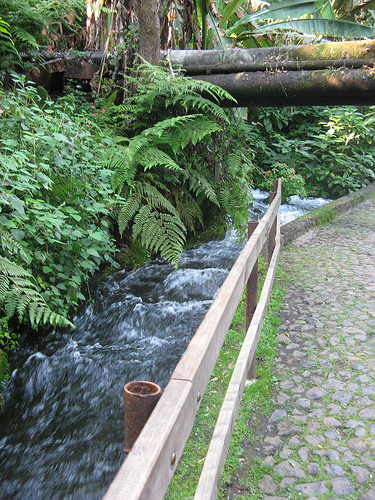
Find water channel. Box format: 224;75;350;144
0;192;330;499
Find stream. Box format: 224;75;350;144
0;192;329;500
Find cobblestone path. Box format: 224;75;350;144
244;197;375;499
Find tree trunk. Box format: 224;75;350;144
136;0;160;65
85;0;160;65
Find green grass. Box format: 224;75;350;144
164;257;286;500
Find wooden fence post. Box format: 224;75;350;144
246;221;258;380
268;179;278;264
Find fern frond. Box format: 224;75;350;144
12;27;39;50
0;256;74;329
0;228;31;264
170;116;222;152
111;150;137;191
117;189;142;235
166;94;229;122
188;169;220;207
137;183;179;216
132;209;186;268
173;191;203;233
137;146;182;172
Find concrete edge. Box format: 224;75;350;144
280;182;375;248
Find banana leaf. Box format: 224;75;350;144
252;18;374;39
227;0;324;36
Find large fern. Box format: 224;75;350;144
109;62;253;266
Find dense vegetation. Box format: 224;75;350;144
1;0;375;397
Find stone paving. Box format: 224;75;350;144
241;196;375;499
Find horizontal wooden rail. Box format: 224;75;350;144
104;180;282;500
194;214;281;500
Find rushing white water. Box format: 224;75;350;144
0;192;330;499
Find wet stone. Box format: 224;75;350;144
277;419;302;436
342;450;356;463
351;363;369;372
269;409;287;423
298;446;309;462
347;437;367;453
262;456;275;467
314;449;340;461
306;387;327;399
349;465;370;484
343;406;357;417
280;380;294;390
264;436;283;449
345;382;359;392
331;477;355;496
294;482;329;495
356;374;372;383
286;342;300;350
323;416;342;427
307;422;321;433
320;359;333;368
355;427;366;437
279;447;293;459
258;474;279;495
309;408;326;418
306;463;320;476
345;419;365;429
274;459;306;479
305;434;325;446
362;386;375;395
327;403;342;415
331;391;353;405
360;486;375;500
326;463;345;476
279;478;295;488
361;456;375;469
324;379;345;390
358;408;375;419
325;429;340;439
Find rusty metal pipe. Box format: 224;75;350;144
124;380;162;454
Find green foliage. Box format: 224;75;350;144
109;62;254;266
0;17;21;70
248;106;375;198
256;162;307;202
0;77;118;339
0;255;73;329
0;0;86;52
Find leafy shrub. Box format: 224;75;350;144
0;78;118;337
256;162;307;202
248;106;375;198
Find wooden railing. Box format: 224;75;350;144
104;179;282;500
